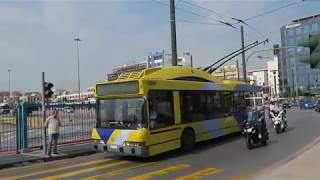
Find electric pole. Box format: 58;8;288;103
170;0;178;66
241;25;247;82
74;38;81;100
8;69;11;99
236;59;240;81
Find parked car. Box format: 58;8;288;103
315;101;320;112
64;106;74;113
300;100;316;109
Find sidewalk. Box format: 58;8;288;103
0;142;97;169
257;138;320;180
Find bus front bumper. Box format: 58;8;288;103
94;143;149;158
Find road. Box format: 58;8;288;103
0;108;319;179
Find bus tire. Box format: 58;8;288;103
181;128;195;152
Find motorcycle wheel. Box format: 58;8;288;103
276;124;281;134
246;137;253;150
261;139;267;146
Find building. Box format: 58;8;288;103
107;51;193;81
280;14;320;95
55;87;94;102
147;50;193;68
211;65;240;80
20;92;42;103
267;57;280;98
248;69;268;86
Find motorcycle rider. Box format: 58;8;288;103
245;109;268;138
269;100;286;121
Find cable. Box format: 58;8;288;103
246;24;276;44
244;1;300;22
181;0;234;19
152;0;235;28
176;19;222;26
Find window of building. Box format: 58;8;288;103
148;90;174;129
296;27;302;35
287;37;296;46
312;23;318;32
303;25;310;34
287;28;295;36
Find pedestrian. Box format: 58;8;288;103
44;109;60;157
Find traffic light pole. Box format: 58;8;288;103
42;72;47;155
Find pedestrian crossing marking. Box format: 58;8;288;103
82;162;157;180
175;168;222;180
0;156;76;174
4;159;111;180
40;160;129;180
126;164;190;180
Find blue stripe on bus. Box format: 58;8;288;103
203;83;221;91
96;128;114;143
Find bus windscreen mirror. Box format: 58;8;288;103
96;81;139;96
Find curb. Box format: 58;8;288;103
0;145;97;170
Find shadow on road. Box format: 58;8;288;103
117;132;243;163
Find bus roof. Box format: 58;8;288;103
110;66;246;84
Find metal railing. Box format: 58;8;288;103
27;104;96;149
0;103;96;153
0;111;17;152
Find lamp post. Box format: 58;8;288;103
8;69;12;99
74;38;81;101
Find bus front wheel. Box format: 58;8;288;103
181;128;195;152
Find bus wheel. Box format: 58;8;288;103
181;128;195;152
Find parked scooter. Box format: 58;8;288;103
242;110;269;150
270;110;287;133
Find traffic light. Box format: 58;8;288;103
297;33;320;69
44;82;54;99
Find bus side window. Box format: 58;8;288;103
148;90;174;129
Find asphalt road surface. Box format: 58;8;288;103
0;108;319;180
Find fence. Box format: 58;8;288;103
0;103;96;153
0;111;16;152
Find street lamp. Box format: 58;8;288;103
8;69;12;99
74;37;81;101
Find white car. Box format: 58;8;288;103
64;106;74;113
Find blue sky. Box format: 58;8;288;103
0;0;320;92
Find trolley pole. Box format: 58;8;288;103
42;72;47;155
170;0;178;66
241;26;247;82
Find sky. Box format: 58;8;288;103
0;0;320;92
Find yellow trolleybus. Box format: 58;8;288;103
91;66;262;157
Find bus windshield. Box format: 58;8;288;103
98;98;146;129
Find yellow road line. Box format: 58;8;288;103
175;168;222;180
82;162;157;180
4;159;110;180
40;161;129;180
126;164;190;180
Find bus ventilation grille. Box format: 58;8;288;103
118;70;143;80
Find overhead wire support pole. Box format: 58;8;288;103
170;0;178;66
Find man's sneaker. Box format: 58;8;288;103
52;152;59;156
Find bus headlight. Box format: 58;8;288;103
123;142;145;147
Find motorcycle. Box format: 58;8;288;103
242;111;269;150
270;110;287;133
